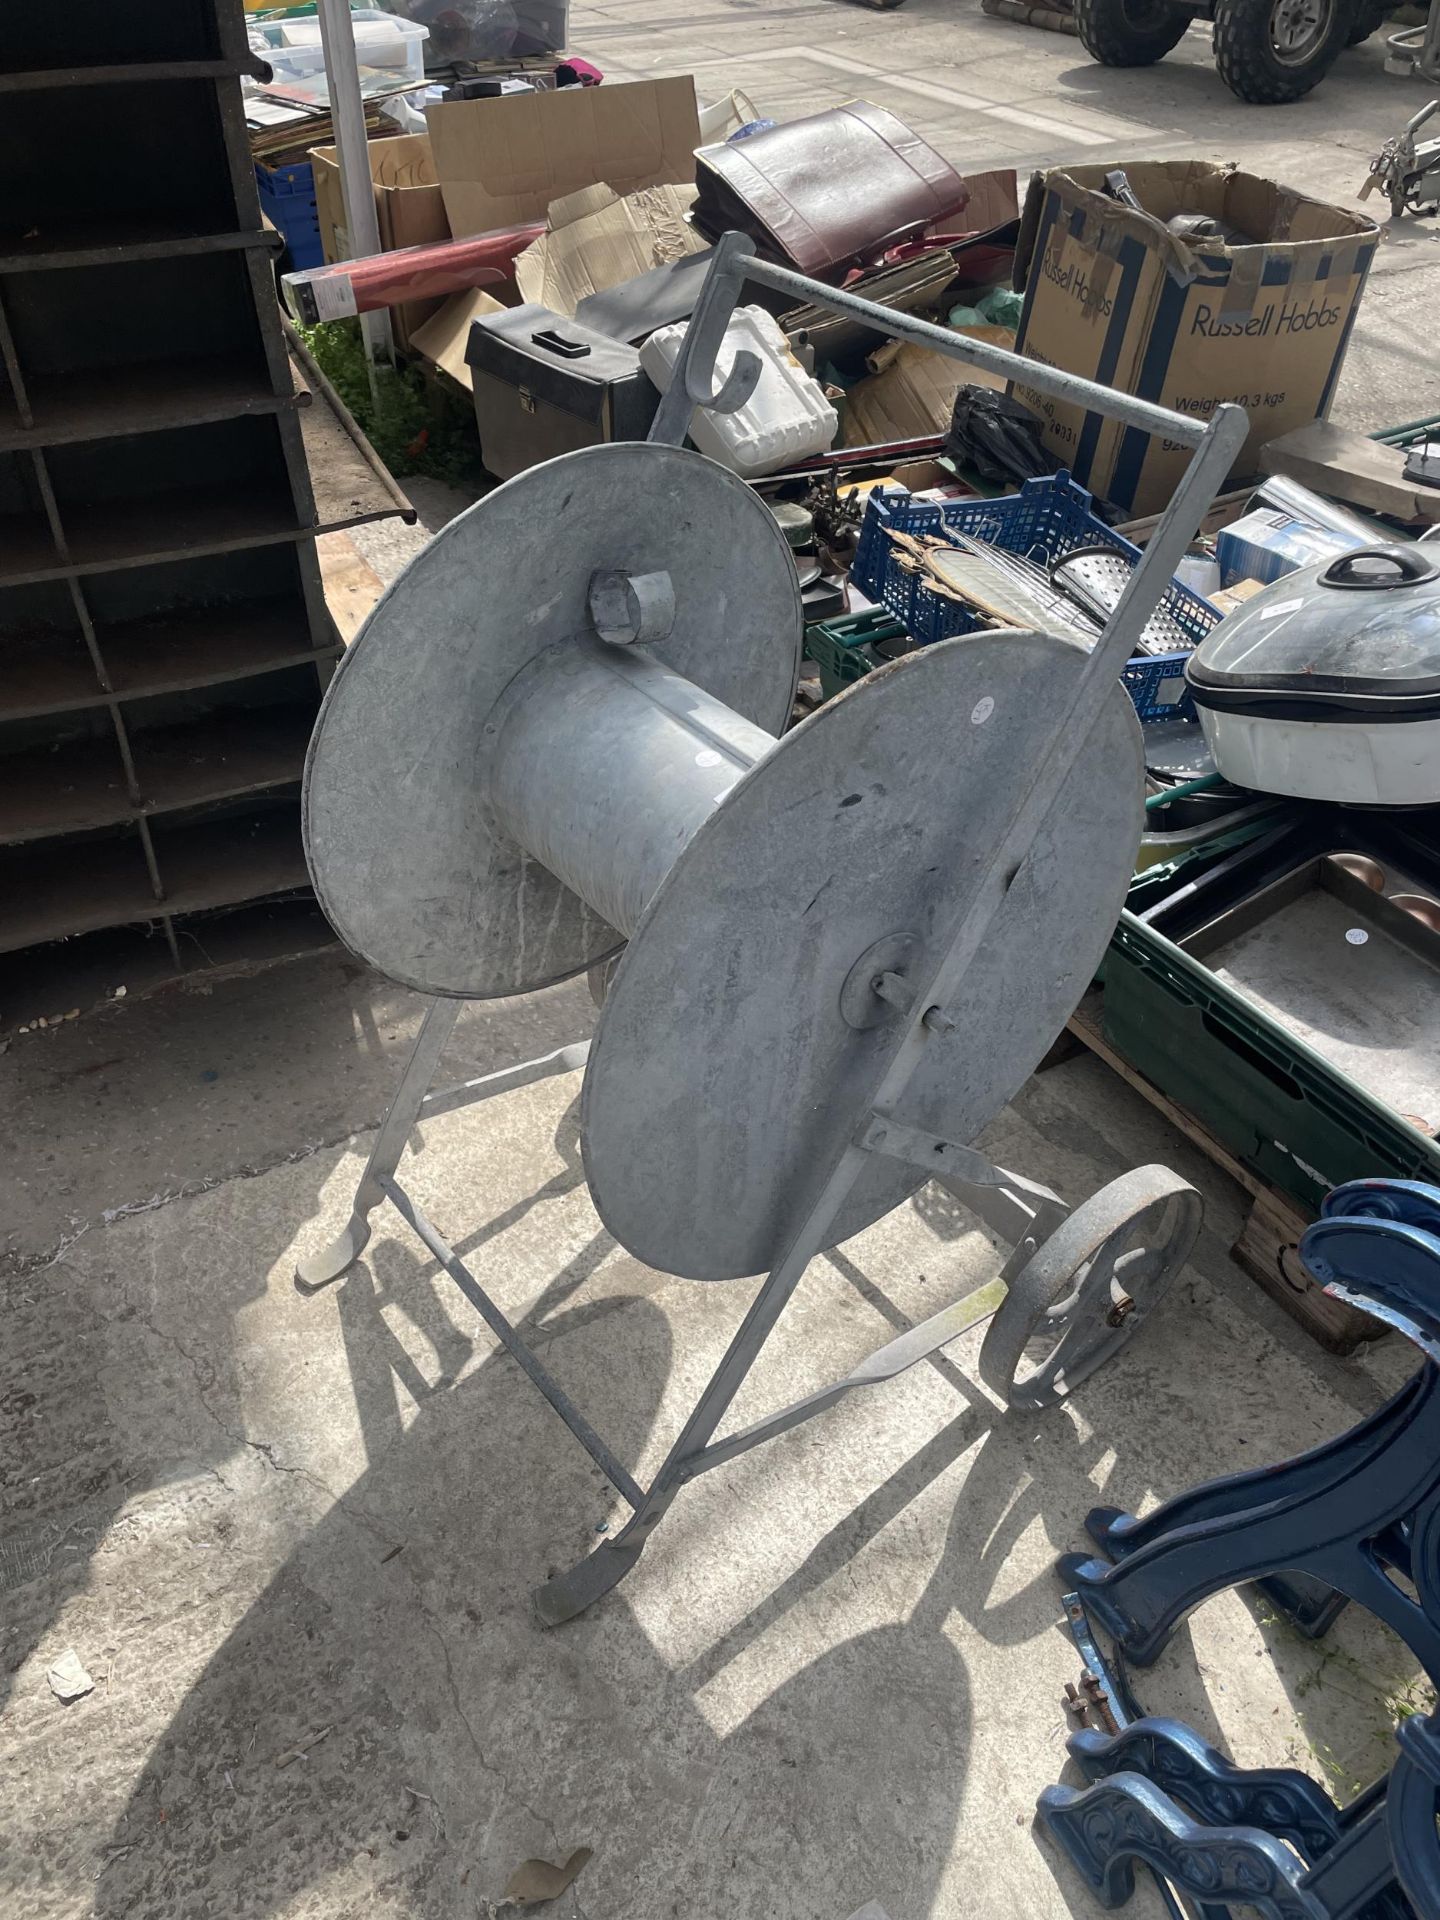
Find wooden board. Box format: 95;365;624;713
1116;487;1250;546
1231;1188;1376;1357
292;363;415;535
1260;420;1440;527
1064;992;1387;1355
317;529;385;643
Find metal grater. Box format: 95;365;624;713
1051;546;1196;657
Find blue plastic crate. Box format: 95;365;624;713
255;160;324;271
852;472;1220;724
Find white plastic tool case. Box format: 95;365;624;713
639;305;837;479
1185;544;1440;808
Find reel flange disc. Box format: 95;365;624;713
303;443;803;999
582;629;1144;1280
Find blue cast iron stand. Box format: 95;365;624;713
1060;1180;1440;1687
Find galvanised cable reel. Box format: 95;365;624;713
297;237;1245;1620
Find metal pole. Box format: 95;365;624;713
380;1177;646;1509
283;318;414;517
731;252;1211;447
294;996;460;1289
313;0;394;378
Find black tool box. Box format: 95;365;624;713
464;304;660;480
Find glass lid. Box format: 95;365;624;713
1189;544;1440;701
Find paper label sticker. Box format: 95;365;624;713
309;270;358;323
1346;928;1369;945
1259;596;1305;620
970;696;995;726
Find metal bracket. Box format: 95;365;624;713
861;1112;1019;1188
862;1112;1069;1260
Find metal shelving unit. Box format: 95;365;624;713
0;807;310;956
0;0;348;976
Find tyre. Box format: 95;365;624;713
1346;1;1392;41
1076;0;1193;65
1213;0;1349;99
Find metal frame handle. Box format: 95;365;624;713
650;233;1249;701
647;231;764;448
651;233;1230;453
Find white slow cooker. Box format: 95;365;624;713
1185;543;1440;807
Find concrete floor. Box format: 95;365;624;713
5;3;1440;1915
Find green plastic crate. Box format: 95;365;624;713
1102;907;1440;1214
803;609;909;701
1095;810;1281;985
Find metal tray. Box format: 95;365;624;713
1181;851;1440;1132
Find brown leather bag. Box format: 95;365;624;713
693;103;970;279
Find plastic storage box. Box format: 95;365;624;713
465;304;659;481
852;472;1220;723
1104;911;1440;1212
803;603;1200;728
639;305;838;479
371;0;568;62
254;159;323;270
1101;817;1440;1213
246;10;428;105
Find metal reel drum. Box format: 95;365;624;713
305;441;1148;1284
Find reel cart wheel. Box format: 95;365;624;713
980;1166;1202;1411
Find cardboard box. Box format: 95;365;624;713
409;286;507;392
1209;576;1266;618
947;166;1022;289
886;460;963;493
842;330;1010;448
515;182;707;316
425;77;700;238
1010;162;1378;516
311;133;450;349
1214;507;1362;587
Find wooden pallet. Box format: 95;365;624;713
1061;992;1387;1356
317;529;385;643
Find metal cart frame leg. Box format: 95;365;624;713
296;235;1247;1622
298;1001;1194;1624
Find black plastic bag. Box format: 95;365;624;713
944;385;1059;488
